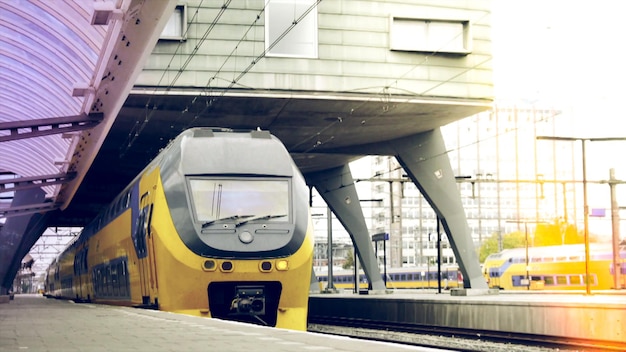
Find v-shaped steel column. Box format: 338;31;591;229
388;129;487;289
0;188;50;294
307;165;386;292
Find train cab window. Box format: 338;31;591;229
188;178;290;225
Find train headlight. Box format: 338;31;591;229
202;260;217;271
220;261;234;272
276;260;288;271
238;231;253;244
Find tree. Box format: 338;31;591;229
532;218;583;246
343;248;354;269
478;231;525;262
478;218;600;263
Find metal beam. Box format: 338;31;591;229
0;172;76;193
0;113;103;142
0;203;60;218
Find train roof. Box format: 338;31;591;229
486;242;621;261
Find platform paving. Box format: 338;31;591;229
0;294;440;352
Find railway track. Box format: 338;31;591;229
308;317;624;352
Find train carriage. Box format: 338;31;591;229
483;243;626;290
45;128;314;330
317;265;463;290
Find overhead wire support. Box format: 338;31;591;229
181;0;324;131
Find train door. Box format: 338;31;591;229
136;191;158;307
488;267;501;288
73;246;88;300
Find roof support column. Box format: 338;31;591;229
388;128;487;289
306;165;386;292
0;188;50;294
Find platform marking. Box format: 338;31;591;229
278;341;305;345
302;347;333;351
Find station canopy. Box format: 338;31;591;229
0;0;174;219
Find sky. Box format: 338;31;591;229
491;1;626;238
491;0;626;179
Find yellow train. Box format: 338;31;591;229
483;243;626;290
45;128;314;330
316;265;463;290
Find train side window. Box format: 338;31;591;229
111;265;119;296
556;276;567;285
83;248;88;272
105;266;112;296
544;276;555;285
400;274;406;281
121;261;129;297
93;268;101;296
570;275;581;285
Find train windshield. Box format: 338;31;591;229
188;178;290;224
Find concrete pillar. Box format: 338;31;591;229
388;128;487;289
306;165;386;292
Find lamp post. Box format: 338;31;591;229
507;219;542;290
537;136;626;295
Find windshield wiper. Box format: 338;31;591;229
235;214;287;227
202;215;254;228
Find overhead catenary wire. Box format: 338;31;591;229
121;1;495;162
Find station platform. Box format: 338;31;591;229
1;294;435;352
308;289;626;348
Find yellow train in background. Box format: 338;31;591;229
45;128;314;330
483;243;626;290
316;265;463;290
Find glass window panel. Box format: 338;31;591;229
390;18;469;54
428;21;464;52
161;5;186;40
266;0;318;58
189;178;290;223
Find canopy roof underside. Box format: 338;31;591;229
0;0;176;218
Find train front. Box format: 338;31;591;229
156;128;313;330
